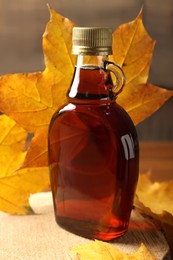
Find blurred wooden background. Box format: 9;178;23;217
0;0;172;140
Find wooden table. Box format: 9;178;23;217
139;141;173;181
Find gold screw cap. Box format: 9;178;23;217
72;27;112;55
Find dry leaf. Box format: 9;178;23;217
0;10;76;169
135;173;173;226
112;10;173;125
0;114;27;176
70;240;155;260
0;8;172;214
0;115;49;214
0;8;172;170
0;166;49;215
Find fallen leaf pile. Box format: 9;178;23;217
70;240;155;260
0;7;172;218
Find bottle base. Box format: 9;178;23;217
56;216;128;241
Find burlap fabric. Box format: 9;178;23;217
0;192;170;259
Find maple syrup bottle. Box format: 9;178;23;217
48;27;139;241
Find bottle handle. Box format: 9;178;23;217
104;61;126;95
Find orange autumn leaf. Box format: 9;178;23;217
0;9;76;170
0;7;172;214
111;10;173;124
0;7;172;169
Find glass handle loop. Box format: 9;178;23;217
104;61;126;95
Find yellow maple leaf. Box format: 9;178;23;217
135;173;173;226
0;115;49;214
111;10;173;125
0;114;27;176
0;7;172;214
70;240;155;260
0;8;172;169
0;10;76;169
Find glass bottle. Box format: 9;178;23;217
48;27;139;241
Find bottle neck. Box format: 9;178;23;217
75;55;108;68
68;55;116;103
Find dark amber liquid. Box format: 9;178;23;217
48;66;139;241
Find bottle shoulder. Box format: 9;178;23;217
50;102;136;132
49;102;138;151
